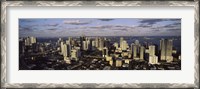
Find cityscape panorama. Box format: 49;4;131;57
19;18;181;70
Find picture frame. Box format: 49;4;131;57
1;0;199;89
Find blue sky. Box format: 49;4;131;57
19;18;181;37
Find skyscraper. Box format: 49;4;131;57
71;48;81;61
120;37;124;49
80;36;86;50
160;39;173;62
98;38;104;51
131;43;138;59
140;46;145;60
121;40;128;51
102;47;108;57
149;45;155;56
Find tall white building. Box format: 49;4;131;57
149;55;158;64
140;46;145;60
149;45;155;56
121;40;128;51
160;39;173;62
120;37;124;49
98;38;104;51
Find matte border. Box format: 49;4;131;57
1;1;199;89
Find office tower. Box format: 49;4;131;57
60;41;64;54
98;38;104;51
68;37;72;45
160;39;173;62
116;59;122;67
102;47;108;57
91;40;96;50
149;55;158;64
121;40;128;51
120;37;124;48
82;41;87;51
131;43;138;59
62;44;67;57
80;36;86;50
149;45;155;56
113;42;119;49
140;46;145;60
62;43;71;57
135;40;140;46
24;36;37;46
71;48;81;61
95;37;99;48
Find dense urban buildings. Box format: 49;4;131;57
19;36;181;70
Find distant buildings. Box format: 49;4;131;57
24;36;36;46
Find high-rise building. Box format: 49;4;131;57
98;38;104;50
60;41;64;54
62;43;71;57
160;39;173;62
120;37;124;48
113;42;119;49
71;48;81;61
82;41;87;51
80;36;86;50
131;43;138;59
95;37;99;48
149;55;158;64
149;45;155;56
102;47;108;57
121;40;128;51
140;46;145;60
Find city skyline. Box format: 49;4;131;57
19;36;181;70
19;18;181;37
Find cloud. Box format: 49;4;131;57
47;28;57;31
98;19;114;21
139;19;164;25
163;22;181;28
87;25;134;31
19;19;34;23
166;28;180;31
46;23;59;26
63;20;91;25
137;24;152;28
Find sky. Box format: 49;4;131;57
19;18;181;37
